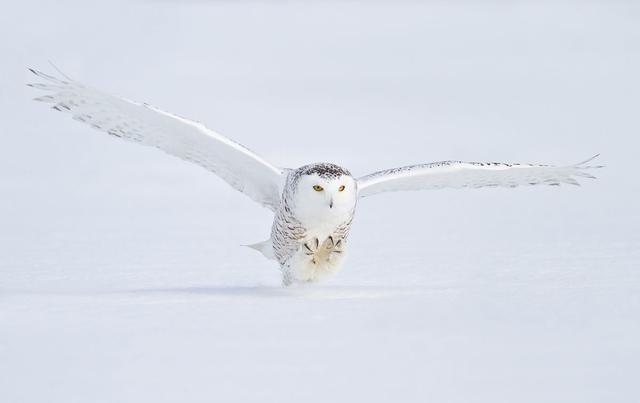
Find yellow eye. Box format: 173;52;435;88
338;185;345;192
313;185;324;192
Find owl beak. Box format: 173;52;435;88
329;197;334;209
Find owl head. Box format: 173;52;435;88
289;163;357;223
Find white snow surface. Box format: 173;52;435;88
1;1;639;402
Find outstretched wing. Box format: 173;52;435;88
357;156;602;198
28;69;284;211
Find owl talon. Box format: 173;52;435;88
303;236;345;265
325;236;334;249
303;238;319;256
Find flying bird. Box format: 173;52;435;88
28;69;601;286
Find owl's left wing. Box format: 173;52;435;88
357;156;602;198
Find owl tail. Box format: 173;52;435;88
245;238;276;261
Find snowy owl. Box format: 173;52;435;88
28;69;601;286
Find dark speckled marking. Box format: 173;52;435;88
295;163;351;179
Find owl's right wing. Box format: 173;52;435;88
357;156;602;198
28;68;284;211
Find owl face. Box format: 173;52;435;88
295;173;357;209
290;164;357;226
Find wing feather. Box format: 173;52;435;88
28;69;284;210
357;156;602;198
